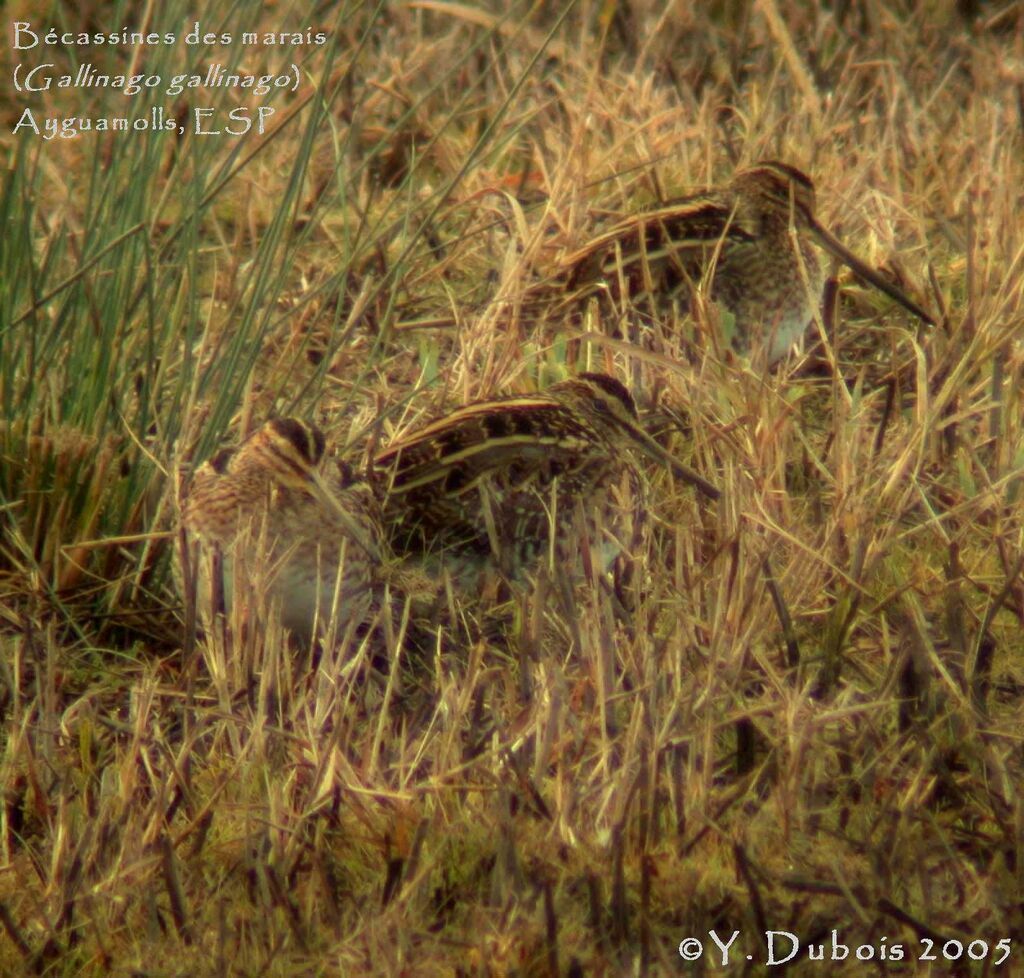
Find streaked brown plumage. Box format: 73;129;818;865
561;161;934;365
179;417;384;641
372;372;717;583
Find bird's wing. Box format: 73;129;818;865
561;196;757;288
375;400;594;501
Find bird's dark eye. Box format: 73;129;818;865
593;398;609;414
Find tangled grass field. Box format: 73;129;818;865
1;1;1023;974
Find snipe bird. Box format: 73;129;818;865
372;372;718;583
180;417;384;641
562;161;934;365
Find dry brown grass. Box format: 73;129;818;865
2;1;1023;975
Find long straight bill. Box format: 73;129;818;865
310;470;383;562
622;424;721;501
810;219;935;326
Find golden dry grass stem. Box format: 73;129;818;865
3;0;1024;974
